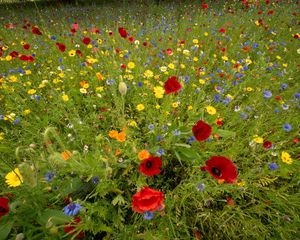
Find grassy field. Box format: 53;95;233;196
0;0;299;239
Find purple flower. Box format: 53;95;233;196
143;211;154;220
196;183;205;192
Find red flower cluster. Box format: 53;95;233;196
118;27;128;38
56;42;66;52
139;156;162;176
132;187;164;213
0;197;9;217
32;26;42;35
164;76;181;94
202;156;238;183
64;217;84;239
192;120;212;141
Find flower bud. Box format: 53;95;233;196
118;81;127;96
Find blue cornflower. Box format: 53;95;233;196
173;129;181;136
13;118;21;124
281;83;288;90
63;203;82;216
157;135;162;142
196;183;205;192
91;176;100;185
263;90;272;99
283;123;292;132
45;171;55;182
294;93;300;99
268;163;278;170
50;36;57;40
138;82;143;87
188;136;196;144
148;124;154;130
0;115;4;120
144;211;154;220
156;149;165;156
240;112;248;119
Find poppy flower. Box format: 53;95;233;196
263;141;273;149
202;156;238;183
23;44;30;50
9;51;19;58
32;26;42;35
132;186;164;213
64;217;84;239
139;156;162;176
164;76;181;94
202;3;208;9
82;37;91;45
56;42;66;52
0;197;9;217
192;120;212;142
118;27;128;38
128;36;134;43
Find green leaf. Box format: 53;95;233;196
112;195;126;206
215;129;236;138
38;209;72;226
0;221;13;240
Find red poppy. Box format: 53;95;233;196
166;48;173;55
164;76;181;94
263;141;273;149
64;217;84;239
56;42;66;52
32;26;42;35
82;37;91;45
139;156;162;176
118;27;128;38
128;36;134;43
9;51;19;58
202;156;238;183
192;120;212;142
23;44;30;50
132;186;164;213
219;28;226;34
0;197;9;217
202;3;208;9
19;55;28;61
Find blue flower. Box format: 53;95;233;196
188;136;196;144
283;123;292;132
173;129;181;136
196;183;205;192
148;124;154;130
143;211;154;220
91;176;100;185
63;203;82;216
281;83;288;90
263;90;272;99
294;93;300;99
268;163;278;170
13;118;21;125
282;104;289;110
45;171;55;182
240;112;248;119
156;149;165;156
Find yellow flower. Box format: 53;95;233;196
222;56;228;61
253;137;263;144
144;70;153;78
129;120;137;127
153;86;165;98
80;88;87;94
187;105;193;110
155;104;160;109
27;89;36;95
136;104;145;111
193;57;198;62
23;109;31;115
97;38;103;44
96;86;104;92
172;102;179;108
127;62;135;69
62;94;69;102
281;151;293;164
206;106;216;115
5;168;23;187
204;32;208;36
0;132;4;141
6;55;12;61
160;66;167;72
68;50;76;57
168;63;175;69
193;39;199;44
199;79;206;85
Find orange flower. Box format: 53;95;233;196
109;130;119;139
115;149;121;156
96;72;103;80
80;80;88;87
61;150;72;161
138;150;150;160
116;131;126;142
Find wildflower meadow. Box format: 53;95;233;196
0;0;299;239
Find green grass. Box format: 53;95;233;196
0;0;299;239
